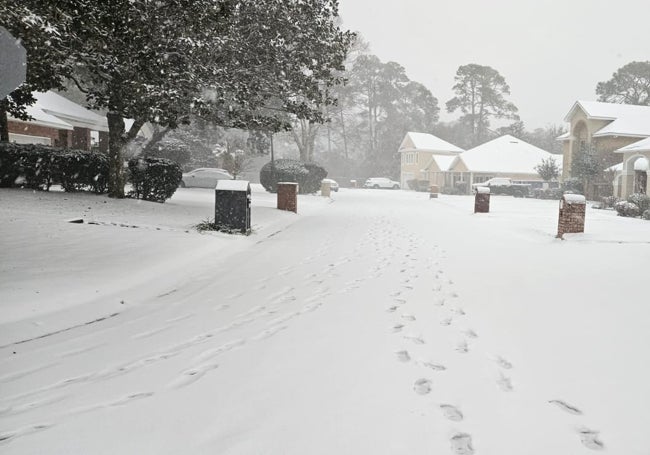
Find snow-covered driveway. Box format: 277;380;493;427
1;188;648;454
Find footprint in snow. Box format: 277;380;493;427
578;428;605;450
401;314;416;321
434;298;446;306
463;329;478;339
386;306;398;313
494;356;513;369
549;399;582;415
450;432;474;454
420;361;446;371
440;317;452;326
413;378;432;395
496;373;513;392
110;392;154;407
395;350;411;362
404;335;426;345
456;339;468;353
392;323;405;333
440;404;464;421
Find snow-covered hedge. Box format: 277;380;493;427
627;193;650;213
614;201;640;217
127;157;182;203
259;159;327;194
0;142;108;192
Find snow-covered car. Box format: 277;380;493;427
180;168;233;188
322;178;339;192
364;177;400;189
471;177;512;188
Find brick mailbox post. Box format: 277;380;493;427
215;180;251;234
277;182;298;213
320;180;331;197
474;186;490;213
429;184;439;199
556;193;586;239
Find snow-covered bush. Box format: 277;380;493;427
627;193;650;213
407;179;430;192
0;142;108;192
598;195;620;209
56;150;109;193
642;209;650;220
127;157;182;203
259;159;327;194
533;188;563;200
614;201;640;217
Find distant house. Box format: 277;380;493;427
447;135;558;193
7;91;109;151
398;132;463;189
559;100;650;198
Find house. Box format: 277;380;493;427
612;137;650;197
558;100;650;198
446;135;558;192
7;91;109;151
398;132;463;189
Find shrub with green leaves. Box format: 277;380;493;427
259;159;327;194
0;142;108;192
127;157;182;202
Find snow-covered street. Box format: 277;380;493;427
1;187;649;454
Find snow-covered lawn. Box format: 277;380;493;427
0;188;648;454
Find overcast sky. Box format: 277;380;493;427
338;0;650;129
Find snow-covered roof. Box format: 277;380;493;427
8;104;74;131
216;179;249;191
615;136;650;153
423;154;456;171
564;100;650;122
399;132;463;155
556;131;570;141
34;91;109;132
606;162;624;172
451;135;557;174
592;115;650;138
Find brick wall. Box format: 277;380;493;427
557;201;585;238
8;121;68;146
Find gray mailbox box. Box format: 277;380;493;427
215;180;251;234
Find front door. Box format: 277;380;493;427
634;170;647;194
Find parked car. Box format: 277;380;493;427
364;177;400;189
471;177;512;188
322;178;339;192
180;168;233;188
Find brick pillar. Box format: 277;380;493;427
321;181;331;197
556;194;586;238
72;127;91;150
429;184;439;199
277;182;298;213
474;187;490;213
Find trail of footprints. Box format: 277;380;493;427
387;235;604;453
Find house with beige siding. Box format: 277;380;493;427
558;100;650;198
447;135;558;193
398;132;463;189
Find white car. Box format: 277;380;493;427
322;178;339;192
180;168;233;188
472;177;512;188
364;177;400;189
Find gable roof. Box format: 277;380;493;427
451;135;558;174
615;136;650;153
9;104;74;131
564;100;650;122
398;132;463;155
33;91;109;132
423;154;456;172
592;115;650;138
